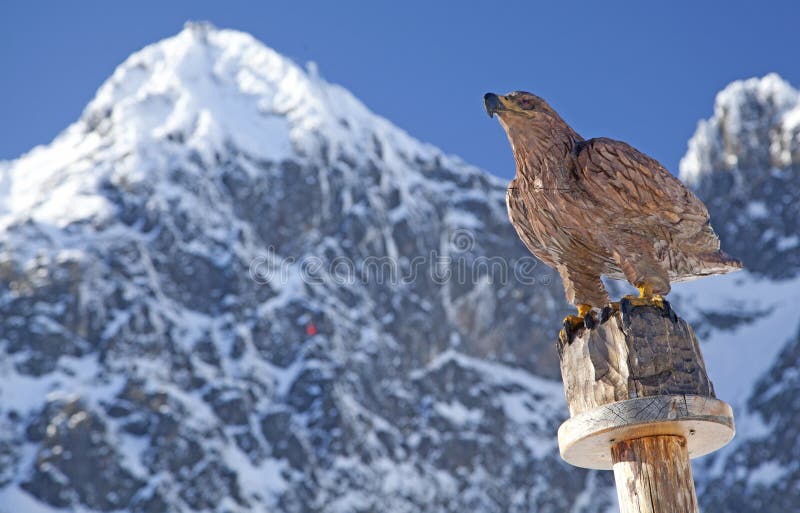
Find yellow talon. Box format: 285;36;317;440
559;304;595;344
562;304;593;328
622;284;665;309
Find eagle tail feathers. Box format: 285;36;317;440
698;250;743;275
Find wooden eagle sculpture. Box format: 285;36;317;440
484;91;741;336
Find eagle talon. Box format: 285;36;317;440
559;303;595;344
621;284;665;309
583;311;597;330
559;315;584;345
622;294;665;309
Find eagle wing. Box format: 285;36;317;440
572;137;710;238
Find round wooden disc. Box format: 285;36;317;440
558;395;735;470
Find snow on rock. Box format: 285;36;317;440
679;73;800;279
671;272;800;406
680;73;800;185
0;22;580;513
1;23;798;513
675;73;800;512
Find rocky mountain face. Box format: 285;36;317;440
680;73;800;279
678;74;800;512
0;23;797;513
0;23;603;513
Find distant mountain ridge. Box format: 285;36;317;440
0;23;585;513
0;23;798;513
680;73;800;279
677;73;800;511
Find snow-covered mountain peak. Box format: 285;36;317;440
0;23;449;234
85;22;297;160
680;73;800;185
83;22;433;164
0;25;577;513
1;25;799;513
677;73;800;278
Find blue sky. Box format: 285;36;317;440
2;1;798;179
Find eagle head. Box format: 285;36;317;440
484;91;575;153
483;91;556;119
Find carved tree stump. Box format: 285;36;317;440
556;299;735;513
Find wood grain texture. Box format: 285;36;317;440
611;435;699;513
551;291;730;510
558;395;734;469
558;300;715;417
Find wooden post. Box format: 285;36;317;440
611;435;698;513
556;298;734;512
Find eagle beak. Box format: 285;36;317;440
484;92;507;118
